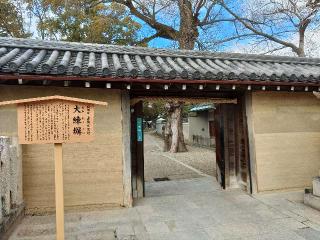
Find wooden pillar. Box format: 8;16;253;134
135;101;145;198
121;91;133;207
131;101;145;199
245;92;258;194
54;143;64;240
214;105;226;189
222;105;230;188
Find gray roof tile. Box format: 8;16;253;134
0;37;320;84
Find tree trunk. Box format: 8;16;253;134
178;0;199;49
163;102;188;153
296;19;310;57
163;115;172;152
163;1;198;153
170;104;187;153
162;1;198;153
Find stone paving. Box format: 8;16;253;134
8;176;320;240
144;132;216;181
7;132;320;240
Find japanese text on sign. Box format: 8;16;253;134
17;100;95;144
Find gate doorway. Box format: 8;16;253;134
130;95;251;200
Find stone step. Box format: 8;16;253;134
313;177;320;197
304;190;320;211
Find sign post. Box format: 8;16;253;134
54;142;64;240
0;96;108;240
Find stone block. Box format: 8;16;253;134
313;177;320;197
0;136;24;237
304;192;320;211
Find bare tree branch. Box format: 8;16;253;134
219;0;300;53
217;0;320;57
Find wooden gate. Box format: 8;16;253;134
130;96;251;196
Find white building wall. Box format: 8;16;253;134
183;123;189;142
188;111;210;141
156;123;165;135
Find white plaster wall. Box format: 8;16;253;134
156;123;165;135
183;123;189;142
188;112;210;140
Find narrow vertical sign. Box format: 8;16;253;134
137;117;143;142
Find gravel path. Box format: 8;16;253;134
144;132;216;182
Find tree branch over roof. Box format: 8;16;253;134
308;0;320;9
86;0;236;50
108;0;178;40
219;0;300;54
218;0;320;57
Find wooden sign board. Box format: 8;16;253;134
17;100;94;144
0;95;107;145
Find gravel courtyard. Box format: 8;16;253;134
144;132;216;182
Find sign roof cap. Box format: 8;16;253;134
0;95;108;106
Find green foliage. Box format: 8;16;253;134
26;0;143;45
143;101;166;121
0;0;29;37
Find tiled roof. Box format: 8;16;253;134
1;37;320;84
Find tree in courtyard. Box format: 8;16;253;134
219;0;320;57
143;101;191;152
162;101;187;152
26;0;142;45
0;0;29;37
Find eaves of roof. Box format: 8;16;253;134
0;37;320;86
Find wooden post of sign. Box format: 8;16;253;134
54;143;64;240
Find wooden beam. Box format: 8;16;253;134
0;74;319;87
130;96;237;106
